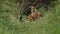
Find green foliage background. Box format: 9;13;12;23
0;0;60;34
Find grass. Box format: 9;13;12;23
0;0;60;34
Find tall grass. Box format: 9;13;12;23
0;0;60;34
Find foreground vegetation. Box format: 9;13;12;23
0;0;60;34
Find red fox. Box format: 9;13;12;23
27;12;43;22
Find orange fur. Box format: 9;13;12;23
31;6;35;10
27;12;41;22
27;15;33;22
